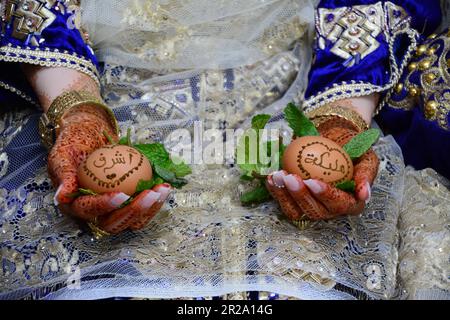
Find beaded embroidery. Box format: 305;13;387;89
316;2;410;67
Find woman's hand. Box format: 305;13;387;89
266;113;379;221
47;104;171;234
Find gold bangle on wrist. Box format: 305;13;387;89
38;91;120;149
306;104;369;133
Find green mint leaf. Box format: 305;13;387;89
134;143;191;188
251;114;271;130
240;174;254;181
240;182;272;205
284;103;319;137
167;157;192;177
79;188;97;196
118;136;128;145
236;129;258;175
265;139;286;170
119;196;133;208
118;128;132;146
154;165;187;188
66;188;98;199
239;163;258;177
335;180;356;193
133;143;170;166
343;128;380;160
66;188;97;198
66;191;81;198
135;177;164;194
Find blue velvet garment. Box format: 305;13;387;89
0;0;99;108
0;1;100;188
305;0;442;105
304;0;450;179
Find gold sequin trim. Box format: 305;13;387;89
0;79;39;107
0;44;99;85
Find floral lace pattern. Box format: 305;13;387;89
0;0;449;300
396;168;450;300
0;48;414;300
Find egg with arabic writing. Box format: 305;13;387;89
282;136;353;185
77;145;152;196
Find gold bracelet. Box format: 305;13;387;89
306;105;369;133
39;91;120;149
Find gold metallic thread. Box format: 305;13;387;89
87;221;111;239
418;59;431;71
394;83;404;93
424;100;438;119
408;62;418;71
387;30;450;130
416;45;427;56
408;86;419;97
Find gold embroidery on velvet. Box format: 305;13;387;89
4;0;56;42
316;2;409;67
387;32;450;130
306;2;417;114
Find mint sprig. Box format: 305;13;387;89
343;129;380;160
240;181;272;205
335;180;356;193
133;143;191;189
136;177;164;194
284;103;319;137
237;114;285;204
251;114;271;130
96;130;192;193
118;128;132;146
237;115;286;179
66;188;98;198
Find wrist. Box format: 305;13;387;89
307;104;369;134
39;91;119;149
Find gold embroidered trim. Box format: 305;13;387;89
5;0;56;41
305;28;418;115
0;44;99;85
316;2;410;68
386;32;450;130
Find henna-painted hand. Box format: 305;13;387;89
47;105;171;234
266;122;379;221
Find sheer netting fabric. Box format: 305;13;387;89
0;0;449;300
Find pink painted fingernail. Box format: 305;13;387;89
304;179;323;194
110;193;130;207
283;175;300;192
272;171;286;187
365;181;372;204
156;186;171;202
53;184;63;206
142;191;161;209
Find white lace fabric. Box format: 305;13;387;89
0;51;409;300
81;0;317;70
0;0;449;300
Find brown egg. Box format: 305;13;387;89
77;145;152;196
282;136;353;185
